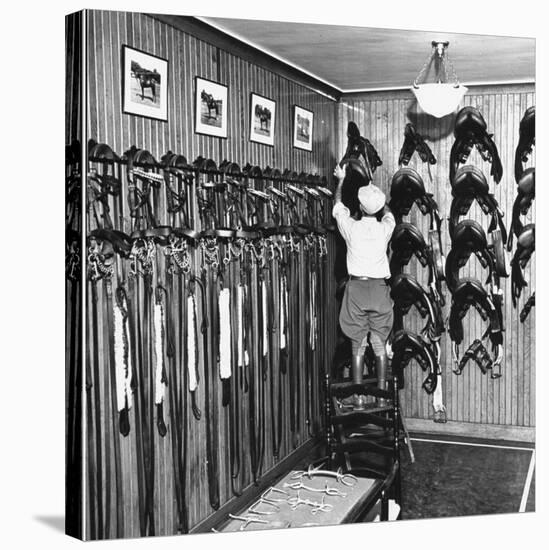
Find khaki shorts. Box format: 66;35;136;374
339;278;394;354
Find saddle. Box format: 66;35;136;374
390;223;430;272
450;106;503;184
449;165;507;244
391;330;438;394
448;277;503;376
389;167;440;222
398;123;436;166
448;278;501;343
391;273;444;341
507;168;535;251
445;220;494;293
340;121;382;176
511;224;535;306
514;106;535;183
339;121;382;214
391;273;432;318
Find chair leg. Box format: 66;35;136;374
380;491;389;521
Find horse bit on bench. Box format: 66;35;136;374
290;465;358;487
287;492;334;515
283;480;347;498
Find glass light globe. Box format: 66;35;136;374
412;83;468;118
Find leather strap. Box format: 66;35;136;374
398;122;437;166
89;279;104;538
199;261;220;509
455;339;493;375
520;292;535;323
164;268;188;533
143;272;156;535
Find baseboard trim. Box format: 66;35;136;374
403;418;535;444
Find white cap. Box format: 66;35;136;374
358;184;385;215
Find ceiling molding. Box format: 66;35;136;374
203;17;535;91
149;13;535;100
149;13;341;101
341;79;535;95
195;16;341;91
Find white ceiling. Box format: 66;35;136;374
202;17;535;92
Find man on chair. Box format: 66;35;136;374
333;164;395;410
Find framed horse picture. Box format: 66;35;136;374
195;77;228;138
293;105;314;151
122;45;168;121
250;93;276;146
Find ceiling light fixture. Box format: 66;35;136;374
411;41;468;118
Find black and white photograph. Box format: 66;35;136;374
122;45;168;121
195;76;228;138
61;5;541;546
293;105;313;151
250;93;276;146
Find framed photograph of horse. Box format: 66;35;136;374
195;77;228;138
250;93;276;146
122;45;168;121
293;105;313;151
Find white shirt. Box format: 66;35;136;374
332;201;395;278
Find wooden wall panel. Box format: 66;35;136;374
83;9;338;540
87;10;336;175
337;85;535;430
65;11;84;539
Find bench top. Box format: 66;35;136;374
219;470;382;532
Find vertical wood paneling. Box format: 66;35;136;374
84;9;338;540
66;11;84;539
337;85;535;430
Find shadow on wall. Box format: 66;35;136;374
406;101;456;140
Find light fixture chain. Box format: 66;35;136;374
413;45;436;87
443;51;460;85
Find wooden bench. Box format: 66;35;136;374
218;461;400;532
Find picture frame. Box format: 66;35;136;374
194;77;228;138
122;45;168;122
293;105;313;151
250;93;276;146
